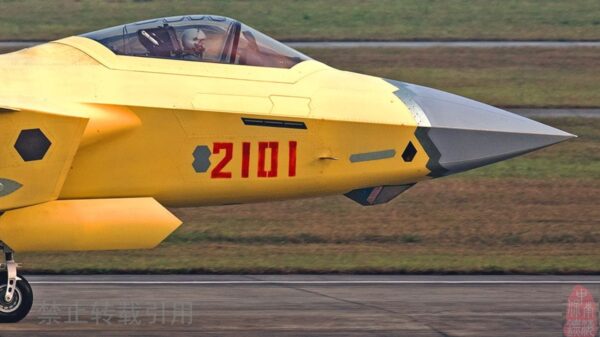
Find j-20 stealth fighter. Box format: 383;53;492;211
0;15;574;321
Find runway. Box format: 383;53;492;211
2;275;599;336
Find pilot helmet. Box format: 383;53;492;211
181;28;207;50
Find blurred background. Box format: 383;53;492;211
2;0;598;274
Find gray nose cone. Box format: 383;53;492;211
386;80;575;177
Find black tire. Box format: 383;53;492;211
0;274;33;323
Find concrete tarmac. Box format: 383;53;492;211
1;275;599;336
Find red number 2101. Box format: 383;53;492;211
211;141;297;179
211;142;234;178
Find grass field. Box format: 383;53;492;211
0;0;599;41
303;47;600;107
3;2;598;273
19;117;600;274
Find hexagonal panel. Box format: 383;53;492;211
192;145;212;173
14;129;51;162
402;141;417;162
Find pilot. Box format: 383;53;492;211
181;28;207;61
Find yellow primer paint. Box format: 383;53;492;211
0;36;428;251
0;109;88;210
0;198;181;252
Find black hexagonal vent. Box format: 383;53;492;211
14;129;51;162
402;141;417;162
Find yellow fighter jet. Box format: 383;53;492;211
0;15;574;321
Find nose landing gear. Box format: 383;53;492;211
0;243;33;323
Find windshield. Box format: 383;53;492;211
81;15;310;69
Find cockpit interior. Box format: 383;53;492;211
81;15;311;69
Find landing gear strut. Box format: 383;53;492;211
0;242;32;323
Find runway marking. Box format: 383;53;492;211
28;280;600;285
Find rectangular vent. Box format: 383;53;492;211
242;118;307;130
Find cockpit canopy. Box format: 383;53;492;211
81;15;311;69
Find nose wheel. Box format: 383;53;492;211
0;243;32;323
